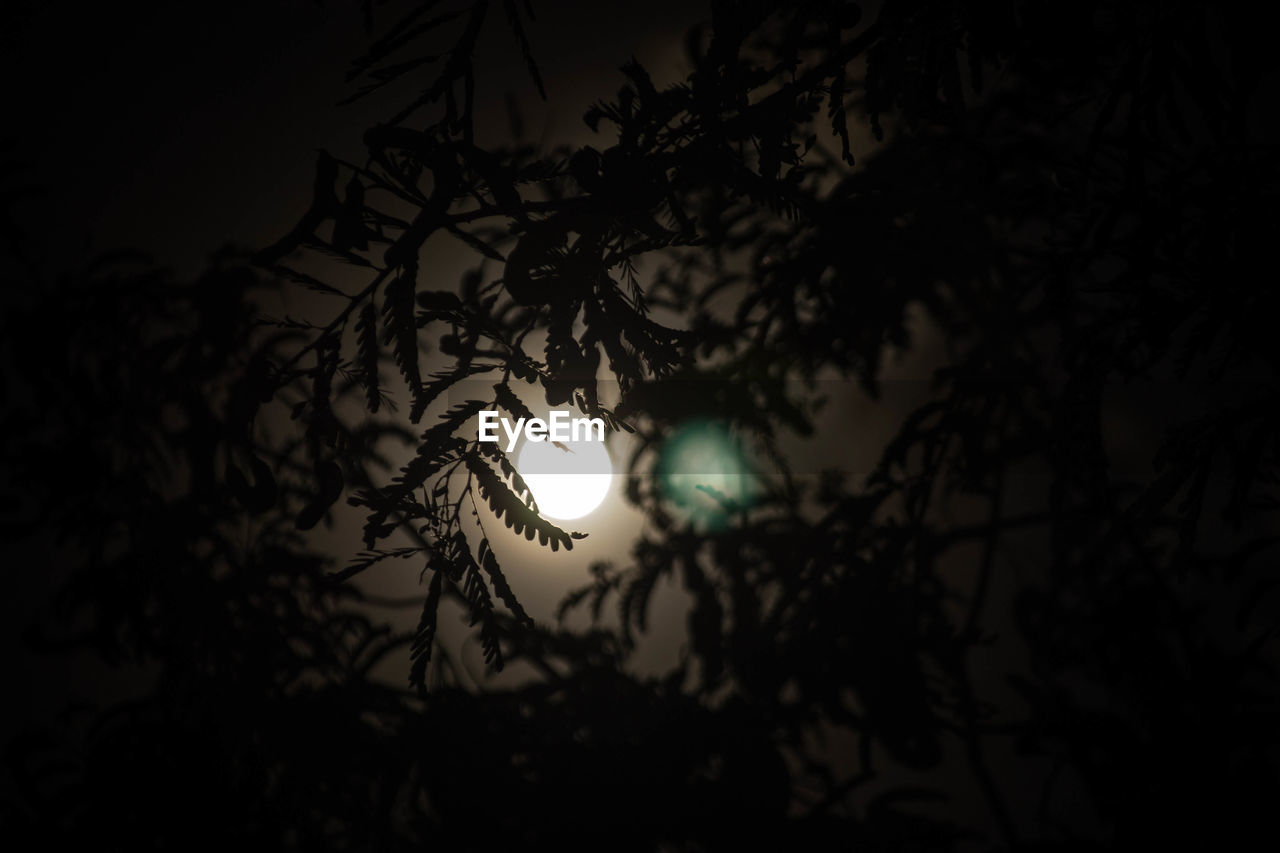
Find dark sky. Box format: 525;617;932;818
2;0;705;272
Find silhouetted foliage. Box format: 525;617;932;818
3;0;1279;849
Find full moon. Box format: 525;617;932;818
515;436;613;520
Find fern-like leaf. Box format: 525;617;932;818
475;441;536;511
381;262;426;420
355;300;381;413
478;538;532;626
408;567;444;688
464;453;583;550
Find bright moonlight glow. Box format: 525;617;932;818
516;436;613;520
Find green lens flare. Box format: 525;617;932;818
656;420;755;523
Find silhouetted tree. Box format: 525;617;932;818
3;1;1279;849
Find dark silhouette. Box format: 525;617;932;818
3;1;1278;849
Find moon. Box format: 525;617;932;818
516;436;613;520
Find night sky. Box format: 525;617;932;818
2;2;1279;849
2;0;700;269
